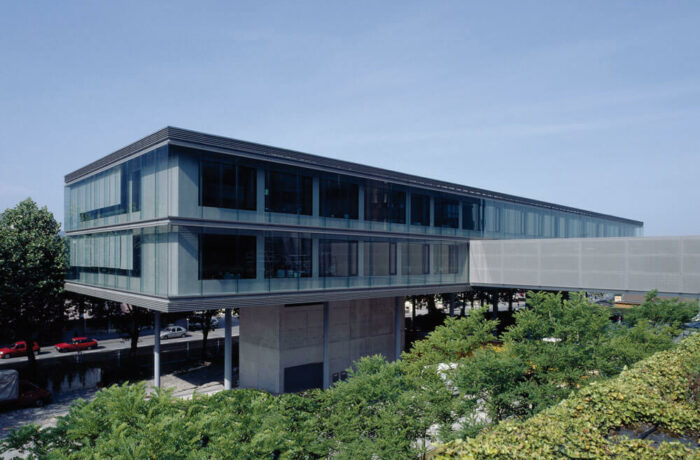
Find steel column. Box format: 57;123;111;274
395;297;402;360
153;311;161;389
322;302;329;389
224;308;232;390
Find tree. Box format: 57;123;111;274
625;289;698;328
0;199;66;365
188;309;221;360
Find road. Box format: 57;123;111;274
0;324;240;367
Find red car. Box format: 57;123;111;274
0;381;52;410
0;341;40;359
55;337;98;353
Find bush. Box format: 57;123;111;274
2;292;691;459
433;332;700;459
625;290;698;328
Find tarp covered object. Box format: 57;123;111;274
0;369;19;401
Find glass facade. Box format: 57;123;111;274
65;140;643;299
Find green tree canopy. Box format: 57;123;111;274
0;198;66;364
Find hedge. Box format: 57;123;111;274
432;332;700;459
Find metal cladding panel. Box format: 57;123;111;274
470;236;700;297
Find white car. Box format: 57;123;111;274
160;326;187;340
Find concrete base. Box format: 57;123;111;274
239;296;404;393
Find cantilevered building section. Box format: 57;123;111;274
63;127;644;393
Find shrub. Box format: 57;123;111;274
433;332;700;459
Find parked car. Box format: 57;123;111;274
55;337;98;353
188;317;219;331
160;325;187;340
0;370;52;410
0;341;40;359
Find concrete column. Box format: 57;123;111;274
322;302;329;389
449;293;455;316
153;311;161;389
395;297;402;360
224;308;232;390
429;196;435;227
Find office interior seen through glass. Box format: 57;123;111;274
64;128;642;301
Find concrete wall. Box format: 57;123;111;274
470;236;700;297
239;296;403;393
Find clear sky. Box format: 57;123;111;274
1;1;699;235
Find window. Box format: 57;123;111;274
265;236;312;278
320;176;358;219
130;170;141;212
320;240;358;277
364;182;405;224
448;245;459;274
266;169;313;215
434;196;459;228
201;160;257;211
200;234;256;280
402;242;430;275
364;241;397;276
462;197;484;231
410;193;430;226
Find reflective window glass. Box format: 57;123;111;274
364;241;397;276
266;169;313;215
365;182;405;223
319;240;358;277
462;197;484;231
265;236;312;278
200;234;256;279
434;196;459;228
410;193;430;226
320;176;358;219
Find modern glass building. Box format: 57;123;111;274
64;127;642;311
64;127;645;392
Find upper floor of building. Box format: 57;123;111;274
64;127;643;240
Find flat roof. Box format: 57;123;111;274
65;126;643;226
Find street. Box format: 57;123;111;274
0;324;240;367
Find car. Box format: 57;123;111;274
160;325;187;340
0;370;52;411
188;317;219;331
55;337;98;353
0;341;40;359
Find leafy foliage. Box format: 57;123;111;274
434;332;700;459
625;289;698;328
1;291;693;459
0;198;66;363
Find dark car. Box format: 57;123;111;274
0;370;52;411
0;341;41;359
55;337;98;353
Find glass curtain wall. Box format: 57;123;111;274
66;226;168;296
64;145;169;231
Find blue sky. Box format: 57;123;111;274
1;1;699;235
